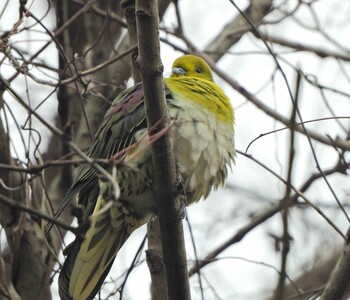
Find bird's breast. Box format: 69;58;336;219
169;95;235;203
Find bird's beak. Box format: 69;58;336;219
171;67;186;76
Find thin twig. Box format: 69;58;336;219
188;154;347;276
0;193;77;234
274;69;300;300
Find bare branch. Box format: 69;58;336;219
261;34;350;61
0;193;76;234
206;0;273;61
136;1;191;299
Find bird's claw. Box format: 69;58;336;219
176;194;187;220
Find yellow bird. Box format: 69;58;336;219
58;55;235;299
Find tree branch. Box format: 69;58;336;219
136;1;191;299
189;155;347;276
206;0;273;61
261;34;350;62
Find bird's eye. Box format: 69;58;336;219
195;67;202;73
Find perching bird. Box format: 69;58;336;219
58;54;235;300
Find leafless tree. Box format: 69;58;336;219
0;0;349;299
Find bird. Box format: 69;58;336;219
58;54;235;300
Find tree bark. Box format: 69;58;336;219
136;1;191;299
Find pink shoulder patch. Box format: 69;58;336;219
105;84;144;118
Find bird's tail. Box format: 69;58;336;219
59;182;143;300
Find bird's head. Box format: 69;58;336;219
170;55;214;81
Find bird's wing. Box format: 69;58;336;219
52;83;149;221
58;80;174;299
